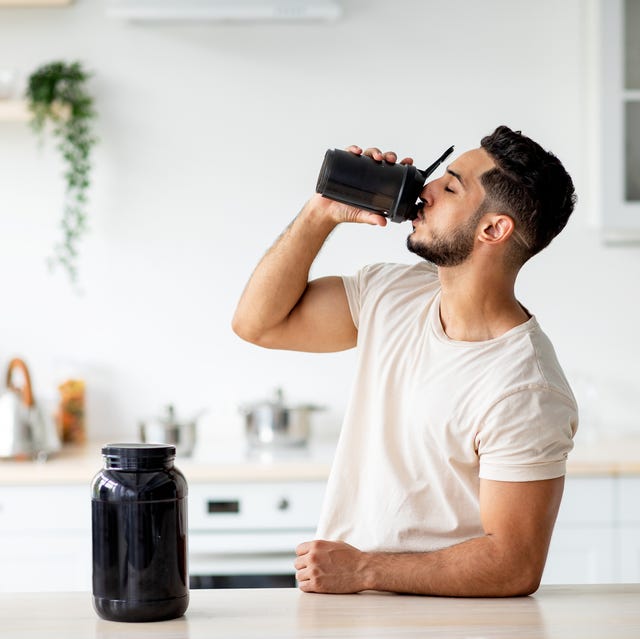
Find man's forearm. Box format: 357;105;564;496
362;535;542;597
232;200;337;343
296;536;545;597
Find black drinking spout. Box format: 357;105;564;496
419;145;455;179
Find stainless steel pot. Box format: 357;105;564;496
241;389;323;448
139;405;197;457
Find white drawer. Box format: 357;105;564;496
190;530;307;555
0;531;91;592
618;477;640;522
0;485;89;532
555;477;616;525
188;481;326;531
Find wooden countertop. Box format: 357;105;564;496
1;435;640;486
1;585;639;638
0;440;336;486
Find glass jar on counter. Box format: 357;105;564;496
55;376;85;444
91;443;189;622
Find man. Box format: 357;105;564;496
232;126;578;597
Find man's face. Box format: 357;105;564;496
407;148;496;267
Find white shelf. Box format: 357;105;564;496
107;0;341;21
0;1;72;6
0;100;30;122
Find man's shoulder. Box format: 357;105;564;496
483;318;576;408
525;320;575;400
356;261;439;288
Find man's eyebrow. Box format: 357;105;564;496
446;166;465;189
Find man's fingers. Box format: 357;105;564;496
347;145;406;165
363;146;383;161
363;148;399;163
298;579;314;592
383;151;398;163
296;541;311;556
356;210;387;227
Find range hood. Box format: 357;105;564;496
107;0;343;21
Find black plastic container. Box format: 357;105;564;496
315;145;454;222
91;443;189;622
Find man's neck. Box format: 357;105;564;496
436;261;530;342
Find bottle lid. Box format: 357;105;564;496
102;443;175;470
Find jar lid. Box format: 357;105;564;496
102;443;175;470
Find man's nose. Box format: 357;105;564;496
419;183;433;206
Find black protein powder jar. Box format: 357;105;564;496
91;443;189;622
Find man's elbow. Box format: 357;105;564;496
501;563;543;597
231;315;264;346
510;573;542;597
231;313;282;349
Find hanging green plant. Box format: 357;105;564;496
25;60;97;287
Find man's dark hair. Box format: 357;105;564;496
479;125;576;265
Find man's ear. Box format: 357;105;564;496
478;214;515;245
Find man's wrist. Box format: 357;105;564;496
359;551;381;591
299;194;342;230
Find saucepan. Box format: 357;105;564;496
240;388;324;448
138;405;199;457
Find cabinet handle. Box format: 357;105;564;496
207;500;240;514
277;498;290;511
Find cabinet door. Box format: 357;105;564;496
543;527;616;584
618;476;640;581
0;485;90;592
618;528;640;582
619;477;640;522
0;532;91;593
597;0;640;239
542;477;617;584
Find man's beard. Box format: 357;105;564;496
406;210;482;267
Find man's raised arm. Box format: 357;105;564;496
232;146;404;353
232;191;384;353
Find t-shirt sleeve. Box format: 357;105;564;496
476;387;578;482
340;263;387;329
341;272;362;328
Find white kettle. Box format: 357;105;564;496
0;358;61;460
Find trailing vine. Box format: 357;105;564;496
26;61;97;286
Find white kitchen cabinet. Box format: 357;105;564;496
593;0;640;240
542;477;617;584
618;529;640;582
543;527;617;584
619;477;640;522
1;474;639;591
617;477;640;582
0;485;91;593
0;479;326;592
543;475;640;584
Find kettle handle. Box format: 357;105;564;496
6;358;34;407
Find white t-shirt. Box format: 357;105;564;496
315;262;578;553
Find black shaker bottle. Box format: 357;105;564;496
316;145;454;222
91;443;189;622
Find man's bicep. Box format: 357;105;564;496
263;276;357;352
479;477;565;579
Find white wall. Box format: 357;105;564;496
0;0;638;446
